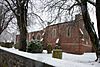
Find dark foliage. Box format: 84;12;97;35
27;40;43;53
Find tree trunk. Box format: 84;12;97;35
96;0;100;62
17;16;27;51
96;0;100;40
0;28;2;35
80;1;99;61
16;1;28;51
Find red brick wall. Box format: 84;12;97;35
27;30;43;42
44;14;93;54
44;22;81;54
16;14;93;54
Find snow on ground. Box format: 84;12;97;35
0;46;100;67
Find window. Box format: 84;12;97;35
36;33;41;40
52;29;56;38
66;27;71;37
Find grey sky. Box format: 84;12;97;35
0;0;98;42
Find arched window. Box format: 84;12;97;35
36;33;41;40
52;29;56;38
66;27;71;37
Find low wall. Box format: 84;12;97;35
0;48;53;67
0;47;95;67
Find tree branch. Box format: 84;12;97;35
4;0;17;16
32;13;44;23
88;0;96;6
68;3;80;11
46;1;61;11
2;15;14;33
11;0;17;7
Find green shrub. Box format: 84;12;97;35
0;42;13;48
46;44;52;53
14;43;20;49
27;40;43;53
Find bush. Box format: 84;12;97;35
46;44;52;53
27;40;43;53
0;42;13;48
14;43;20;49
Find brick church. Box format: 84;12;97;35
16;14;93;54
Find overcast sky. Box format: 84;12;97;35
0;0;98;42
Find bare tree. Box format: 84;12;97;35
4;0;29;51
77;0;99;61
1;0;46;51
0;0;13;35
74;0;100;62
43;0;80;23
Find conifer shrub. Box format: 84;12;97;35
46;44;52;53
27;40;43;53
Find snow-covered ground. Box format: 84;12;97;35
0;46;100;67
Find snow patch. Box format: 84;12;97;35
79;28;83;34
40;38;43;41
56;38;59;43
42;32;45;36
81;38;85;41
